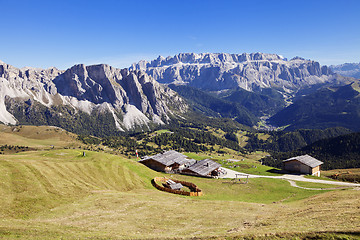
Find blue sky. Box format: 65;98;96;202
1;0;359;69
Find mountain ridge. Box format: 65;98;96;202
130;52;346;92
1;53;356;136
0;60;187;134
269;81;360;131
330;62;360;79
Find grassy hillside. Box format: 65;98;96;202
0;149;158;219
322;168;360;182
0;148;359;239
0;124;81;149
0;125;359;239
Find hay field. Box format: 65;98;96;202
0;124;81;149
0;149;359;239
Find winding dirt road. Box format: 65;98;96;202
219;167;360;189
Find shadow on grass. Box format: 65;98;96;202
266;168;288;174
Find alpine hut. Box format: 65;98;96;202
181;159;221;177
283;154;323;177
139;150;196;173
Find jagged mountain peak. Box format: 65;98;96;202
0;60;187;133
330;62;360;79
0;60;64;78
131;52;341;92
290;56;306;61
132;52;286;69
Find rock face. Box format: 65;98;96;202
130;53;339;92
330;62;360;79
0;60;187;132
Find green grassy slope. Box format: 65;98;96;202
0;149;359;239
0;125;358;239
172;176;328;203
0;149;158;219
0;124;81;149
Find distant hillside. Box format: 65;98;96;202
246;127;351;152
0;124;81;149
261;131;360;170
168;84;257;126
223;87;286;116
269;82;360;131
330;62;360;79
301;132;360;169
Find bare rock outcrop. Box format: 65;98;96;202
0;60;187;131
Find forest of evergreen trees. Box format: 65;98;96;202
245;127;351;152
261;132;360;170
78;124;246;157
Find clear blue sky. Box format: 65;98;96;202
1;0;359;69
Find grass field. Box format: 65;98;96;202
0;125;81;149
322;168;360;183
0;150;158;218
0;126;359;239
171;175;329;203
294;181;351;189
0;149;359;239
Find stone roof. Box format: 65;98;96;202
185;159;197;167
283;154;323;168
186;159;221;176
140;150;191;166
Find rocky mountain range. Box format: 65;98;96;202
0;52;356;135
330;62;360;79
0;60;187;135
130;53;347;92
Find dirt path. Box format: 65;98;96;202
286;180;353;190
219;167;360;188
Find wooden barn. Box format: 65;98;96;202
181;159;221;177
283;155;323;177
139;150;196;173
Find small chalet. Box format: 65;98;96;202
139;150;196;173
283;154;323;177
181;159;221;177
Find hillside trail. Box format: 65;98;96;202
286;180;354;190
219;167;360;188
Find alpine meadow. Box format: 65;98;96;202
1;1;360;239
